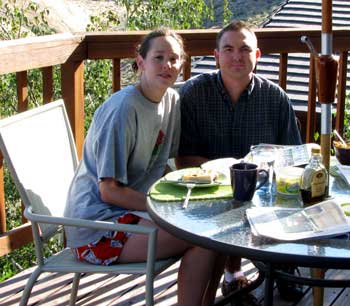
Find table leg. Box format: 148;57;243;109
311;268;325;306
264;263;274;306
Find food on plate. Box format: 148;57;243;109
334;141;350;149
182;168;218;184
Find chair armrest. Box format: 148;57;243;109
24;207;156;235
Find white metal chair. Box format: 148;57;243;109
0;100;177;306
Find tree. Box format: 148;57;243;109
121;0;214;30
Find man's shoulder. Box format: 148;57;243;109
254;74;278;87
182;71;219;89
253;74;287;94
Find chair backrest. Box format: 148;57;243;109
0;100;78;236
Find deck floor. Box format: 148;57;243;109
1;258;349;305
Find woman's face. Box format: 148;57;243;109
137;36;183;91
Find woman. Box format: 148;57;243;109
64;28;224;306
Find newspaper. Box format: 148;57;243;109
246;200;350;241
337;164;350;186
247;143;320;168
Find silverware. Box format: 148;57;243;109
182;183;195;209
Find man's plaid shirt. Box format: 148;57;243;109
178;71;302;159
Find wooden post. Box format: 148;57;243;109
335;51;347;135
42;66;54;103
0;152;5;234
279;53;288;90
61;60;85;160
112;59;121;93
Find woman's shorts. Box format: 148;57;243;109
74;213;141;266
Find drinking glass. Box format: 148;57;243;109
250;145;277;193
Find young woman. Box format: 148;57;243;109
64;28;224;306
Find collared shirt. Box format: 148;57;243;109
179;70;302;159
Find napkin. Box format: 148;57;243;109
149;180;233;202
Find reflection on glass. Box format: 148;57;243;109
250;145;277;194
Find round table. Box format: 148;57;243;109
146;174;350;305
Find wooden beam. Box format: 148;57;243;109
0;33;85;75
0;223;33;256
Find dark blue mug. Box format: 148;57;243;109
230;162;269;202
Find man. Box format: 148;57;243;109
176;20;302;302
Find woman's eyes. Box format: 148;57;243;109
153;55;179;63
154;55;163;61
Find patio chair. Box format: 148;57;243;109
0;100;178;306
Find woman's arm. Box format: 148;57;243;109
99;178;147;211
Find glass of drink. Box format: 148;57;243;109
250;145;277;193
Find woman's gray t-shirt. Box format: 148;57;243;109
64;85;180;248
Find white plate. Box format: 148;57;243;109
163;168;226;188
201;158;239;185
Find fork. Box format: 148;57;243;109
182;183;195;209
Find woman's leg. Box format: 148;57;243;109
177;246;222;306
117;218;190;261
201;253;227;306
118;219;221;306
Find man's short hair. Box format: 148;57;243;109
216;20;257;49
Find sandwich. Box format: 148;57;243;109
182;168;218;184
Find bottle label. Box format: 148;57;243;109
311;170;326;197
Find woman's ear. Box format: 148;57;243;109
136;54;145;72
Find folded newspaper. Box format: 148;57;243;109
246;200;350;241
336;164;350;186
246;143;320;168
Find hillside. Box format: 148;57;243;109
9;0;286;34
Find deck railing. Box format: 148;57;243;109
1;27;350;256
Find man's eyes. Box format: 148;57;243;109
241;47;252;52
223;47;252;53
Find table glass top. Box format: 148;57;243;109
147;174;350;267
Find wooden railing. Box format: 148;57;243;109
0;27;349;256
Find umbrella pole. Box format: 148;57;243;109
320;0;333;179
312;2;337;306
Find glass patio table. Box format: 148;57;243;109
146;173;350;306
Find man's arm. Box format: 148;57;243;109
279;95;302;145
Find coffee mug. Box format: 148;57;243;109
230;162;269;202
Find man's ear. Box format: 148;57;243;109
214;48;220;69
255;47;261;60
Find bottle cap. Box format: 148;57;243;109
311;147;321;154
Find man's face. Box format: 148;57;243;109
214;29;261;81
